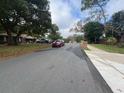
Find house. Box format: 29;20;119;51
21;34;36;43
0;33;36;44
0;33;8;44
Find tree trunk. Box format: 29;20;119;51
96;0;107;37
14;35;20;45
6;29;14;45
94;37;97;43
120;33;124;43
14;31;22;45
0;20;14;45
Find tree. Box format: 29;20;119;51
69;20;83;32
81;0;109;23
106;10;124;43
26;0;51;37
65;36;75;43
75;35;84;43
0;23;4;33
48;24;63;40
48;32;63;40
72;34;84;43
0;0;51;45
84;21;104;43
50;24;59;34
0;0;29;45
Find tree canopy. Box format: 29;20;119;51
112;10;124;33
48;24;63;40
0;0;52;45
81;0;109;22
106;10;124;43
50;24;59;34
84;21;104;43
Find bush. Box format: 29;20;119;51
106;37;117;45
117;43;124;48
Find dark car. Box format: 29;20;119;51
52;40;64;48
36;39;49;44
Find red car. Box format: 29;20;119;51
52;40;64;48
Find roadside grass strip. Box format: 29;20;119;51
0;44;51;60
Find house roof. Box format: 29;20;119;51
0;33;36;39
0;33;16;36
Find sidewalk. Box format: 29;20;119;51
84;45;124;93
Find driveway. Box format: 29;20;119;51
0;43;112;93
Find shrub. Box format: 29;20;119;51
117;43;124;48
106;37;117;45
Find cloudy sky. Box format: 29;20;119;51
50;0;124;38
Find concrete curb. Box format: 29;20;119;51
81;49;113;93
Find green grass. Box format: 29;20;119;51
0;44;51;59
91;44;124;54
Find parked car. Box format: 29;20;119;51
36;39;49;44
52;40;64;48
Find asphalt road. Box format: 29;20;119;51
0;43;113;93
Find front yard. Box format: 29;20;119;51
91;44;124;54
0;44;51;60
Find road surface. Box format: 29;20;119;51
0;43;113;93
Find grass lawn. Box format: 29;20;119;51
0;44;51;60
91;44;124;54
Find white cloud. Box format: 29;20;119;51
106;0;124;16
50;0;77;29
68;0;81;10
50;0;82;38
60;29;75;38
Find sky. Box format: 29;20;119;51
50;0;124;38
